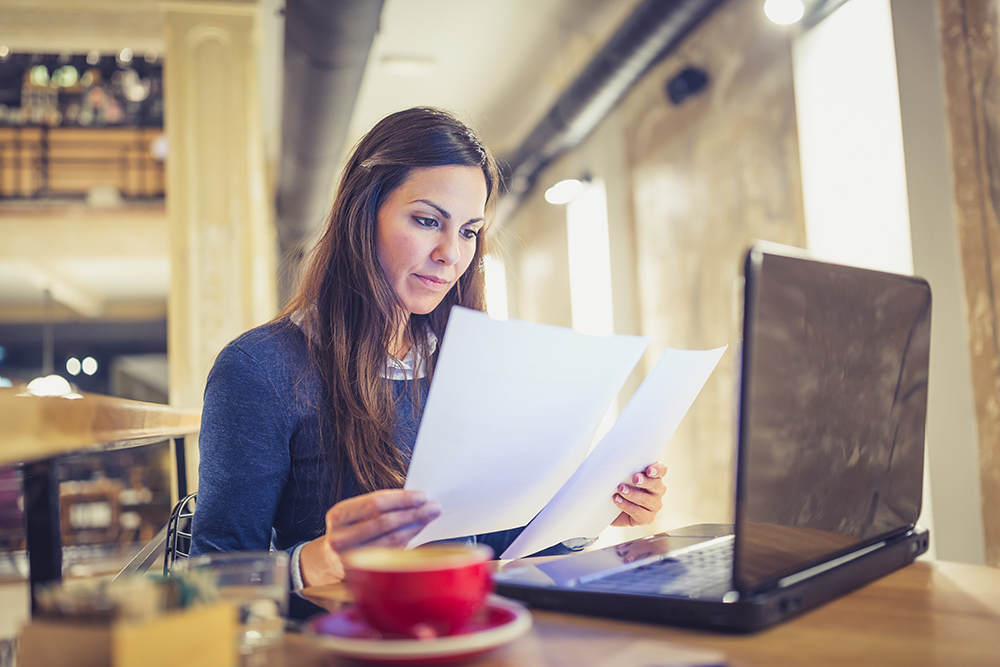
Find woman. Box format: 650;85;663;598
191;107;666;587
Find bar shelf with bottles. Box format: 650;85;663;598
0;50;165;200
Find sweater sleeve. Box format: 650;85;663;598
190;341;293;555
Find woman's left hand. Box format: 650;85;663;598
610;462;666;527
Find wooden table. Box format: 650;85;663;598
0;388;200;468
268;559;1000;666
0;388;200;613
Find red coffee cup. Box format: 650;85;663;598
342;544;494;638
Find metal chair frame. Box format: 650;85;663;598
163;492;197;576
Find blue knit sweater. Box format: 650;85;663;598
190;318;523;560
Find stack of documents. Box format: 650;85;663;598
406;307;726;559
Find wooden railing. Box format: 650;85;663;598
0;126;166;199
0;388;200;613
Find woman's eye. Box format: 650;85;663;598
462;228;481;240
415;216;438;228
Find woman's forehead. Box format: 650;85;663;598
389;165;487;213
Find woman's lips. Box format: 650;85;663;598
414;274;450;291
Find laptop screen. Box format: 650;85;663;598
733;247;931;593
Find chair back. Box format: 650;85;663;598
164;492;197;576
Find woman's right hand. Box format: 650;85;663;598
299;489;440;587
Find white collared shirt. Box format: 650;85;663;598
383;329;438;380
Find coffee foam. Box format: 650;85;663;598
345;545;491;572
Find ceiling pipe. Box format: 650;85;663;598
500;0;726;202
276;0;385;303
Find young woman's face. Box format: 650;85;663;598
376;165;487;316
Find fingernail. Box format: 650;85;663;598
412;491;427;504
425;502;441;517
633;474;643;486
619;484;629;495
614;495;624;504
647;465;657;476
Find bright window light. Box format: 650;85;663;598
66;357;81;376
566;178;618;446
793;0;913;274
566;179;614;337
82;356;98;376
765;0;805;24
483;253;509;321
545;179;585;205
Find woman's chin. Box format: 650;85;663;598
403;300;445;317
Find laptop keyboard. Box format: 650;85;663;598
579;538;734;600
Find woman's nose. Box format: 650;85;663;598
431;233;461;266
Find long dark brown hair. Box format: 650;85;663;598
281;107;501;502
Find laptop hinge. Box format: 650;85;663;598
776;540;886;589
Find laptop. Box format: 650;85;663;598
493;243;932;632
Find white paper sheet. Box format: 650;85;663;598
499;345;728;560
405;307;649;546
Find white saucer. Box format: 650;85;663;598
297;595;532;665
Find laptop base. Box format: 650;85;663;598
495;527;928;633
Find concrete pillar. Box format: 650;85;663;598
936;0;1000;567
162;0;277;493
893;0;987;565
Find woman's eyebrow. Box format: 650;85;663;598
412;199;451;220
412;199;485;225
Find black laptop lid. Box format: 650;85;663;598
733;246;931;594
